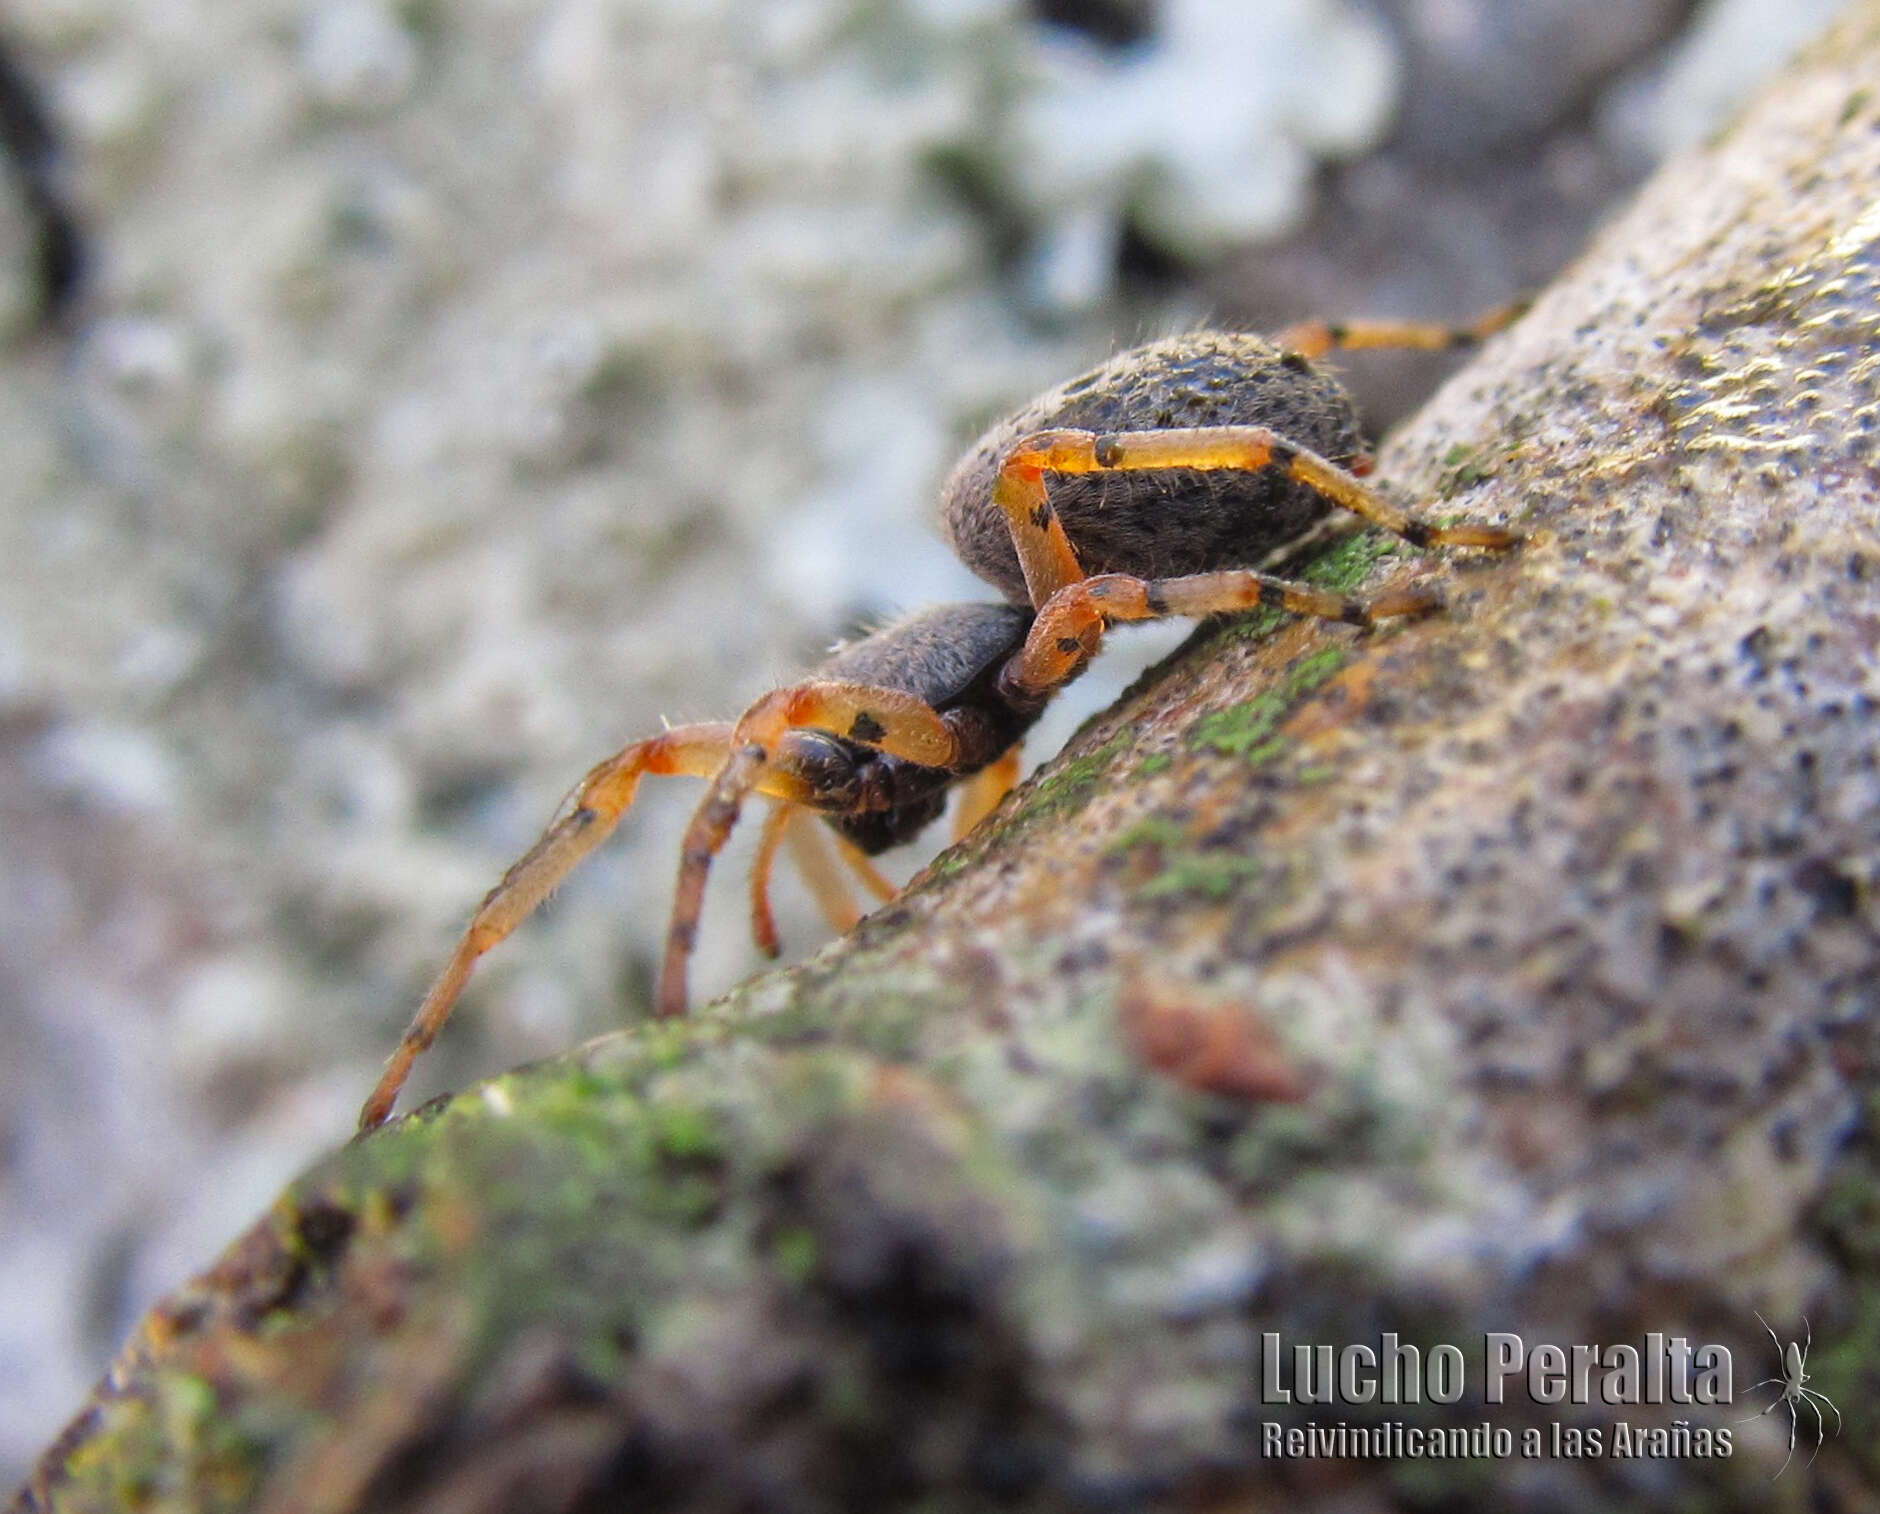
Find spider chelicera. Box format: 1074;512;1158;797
358;311;1522;1129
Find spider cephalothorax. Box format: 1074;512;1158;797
360;312;1520;1130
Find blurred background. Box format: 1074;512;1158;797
0;0;1850;1484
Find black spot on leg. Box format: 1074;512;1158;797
1400;520;1433;549
1259;581;1288;609
1055;637;1085;655
1145;585;1169;615
1093;434;1123;467
1340;599;1370;626
1029;502;1055;532
669;920;697;950
569;806;598;830
1268;440;1298;470
1280;350;1312;373
848;711;887;745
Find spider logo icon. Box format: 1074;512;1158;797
1738;1313;1841;1477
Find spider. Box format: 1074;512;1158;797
1738;1312;1842;1477
358;311;1522;1129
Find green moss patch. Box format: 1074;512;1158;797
1189;646;1347;762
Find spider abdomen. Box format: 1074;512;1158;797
941;332;1366;605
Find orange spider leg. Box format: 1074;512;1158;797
749;802;796;959
991;448;1092;607
658;680;959;1018
827;829;897;904
1275;299;1529;360
358;720;807;1130
1001;571;1440;701
784;813;872;932
748;804;893;958
951;745;1021;840
1001;427;1518;553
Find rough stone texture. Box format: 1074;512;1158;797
13;4;1880;1510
